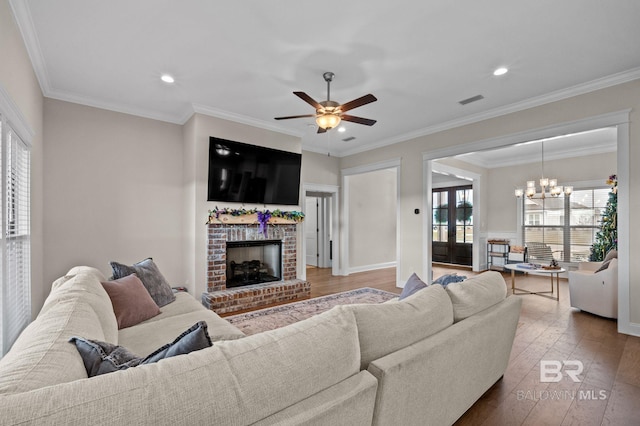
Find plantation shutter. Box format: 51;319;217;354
0;120;31;356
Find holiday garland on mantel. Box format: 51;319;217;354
589;174;617;262
208;207;305;237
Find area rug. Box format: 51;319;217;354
226;287;398;335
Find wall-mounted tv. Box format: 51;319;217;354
207;137;302;205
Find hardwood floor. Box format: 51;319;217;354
306;266;400;297
305;266;640;426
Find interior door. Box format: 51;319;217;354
305;196;319;267
432;185;473;266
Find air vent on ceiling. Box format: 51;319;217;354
458;94;484;105
342;136;356;142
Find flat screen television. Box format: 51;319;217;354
207;137;302;205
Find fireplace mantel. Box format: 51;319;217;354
209;213;298;225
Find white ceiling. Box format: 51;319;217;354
9;0;640;157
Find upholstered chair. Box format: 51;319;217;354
568;258;618;319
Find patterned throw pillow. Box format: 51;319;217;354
110;258;176;307
432;273;467;287
69;321;213;377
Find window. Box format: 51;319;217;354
521;188;609;263
0;113;31;356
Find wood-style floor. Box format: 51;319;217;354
305;265;640;426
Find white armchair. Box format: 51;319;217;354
568;258;618;318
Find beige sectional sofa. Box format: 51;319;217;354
0;266;521;425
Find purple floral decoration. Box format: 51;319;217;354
257;210;272;237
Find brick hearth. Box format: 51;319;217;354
201;220;310;314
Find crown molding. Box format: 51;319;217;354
45;88;186;124
459;142;618;169
191;104;303;138
9;0;51;95
339;67;640;158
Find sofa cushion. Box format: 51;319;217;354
118;309;244;356
204;307;362;424
101;274;161;329
336;284;454;369
70;321;213;377
445;271;507;322
110;258;176;307
140;291;209;324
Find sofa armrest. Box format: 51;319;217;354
367;296;522;426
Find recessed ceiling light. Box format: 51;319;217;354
493;67;508;76
161;74;175;83
338;126;346;133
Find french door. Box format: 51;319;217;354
432;185;473;266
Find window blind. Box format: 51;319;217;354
0;119;31;356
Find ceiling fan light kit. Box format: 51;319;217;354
275;71;377;134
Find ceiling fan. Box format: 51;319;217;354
275;72;377;133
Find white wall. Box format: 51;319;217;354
0;1;45;316
43;99;184;288
347;169;397;270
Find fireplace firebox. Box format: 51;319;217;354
226;240;282;288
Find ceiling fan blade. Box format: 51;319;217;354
294;92;323;110
341;114;377;126
274;114;316;120
339;94;377;113
317;127;327;134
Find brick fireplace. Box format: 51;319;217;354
201;219;310;314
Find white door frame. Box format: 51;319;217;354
301;183;340;279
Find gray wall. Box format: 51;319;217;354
43;99;185;287
348;168;397;270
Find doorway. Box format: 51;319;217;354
432;185;473;266
305;192;332;268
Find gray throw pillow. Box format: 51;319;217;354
432;273;467;287
69;321;213;377
398;273;428;300
110;258;176;307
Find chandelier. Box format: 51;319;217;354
515;141;573;199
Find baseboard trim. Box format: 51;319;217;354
348;262;397;275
